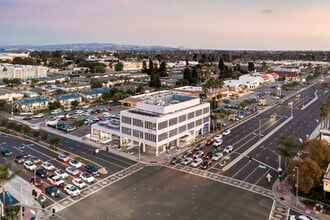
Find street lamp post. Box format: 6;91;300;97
293;167;299;206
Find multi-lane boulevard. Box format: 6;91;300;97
1;79;327;219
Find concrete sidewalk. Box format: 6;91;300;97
274;179;329;219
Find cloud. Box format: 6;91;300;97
262;9;272;14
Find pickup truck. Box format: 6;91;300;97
47;175;64;187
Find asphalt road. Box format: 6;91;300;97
59;166;273;220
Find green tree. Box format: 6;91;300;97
49;136;61;148
301;139;330;169
91;79;103;89
0;163;21;216
48;101;61;111
277;136;300;168
114;62;124;71
32;130;40;139
22;125;31;135
41;132;48;140
71;100;79;109
136;86;145;94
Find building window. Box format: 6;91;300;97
133;129;143;138
203;116;209;123
196;119;202;126
179;125;186;133
188;122;194;130
169;117;177;126
158;121;168;130
179;114;186;122
188;112;194;119
158;132;168;142
145;133;156;142
133;118;143;127
122;127;131;135
203;107;209;114
145;121;156;130
121;116;131;125
169;128;177;137
196;109;202;117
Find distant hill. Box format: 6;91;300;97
0;43;179;51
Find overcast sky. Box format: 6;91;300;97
1;0;330;50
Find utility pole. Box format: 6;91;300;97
293;167;299;206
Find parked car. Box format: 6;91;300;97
21;151;31;158
80;172;95;183
205;138;215;145
72;178;87;189
42;161;55;171
30;176;42;186
64;184;80;196
180;157;193;165
30;155;41;164
212;152;223;161
182;151;192;158
193;151;204;159
170;157;180;165
55;169;69;179
23;160;37;171
204;151;213;160
36;168;48;178
214;134;223;140
14;156;25;164
1;149;12;156
191;158;203;168
47;175;65;187
84;164;99;176
58;154;70;162
69;159;82;168
201;160;212;169
66;166;80;176
45;185;60;197
194;143;204;151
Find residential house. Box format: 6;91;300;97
15;97;49;113
54;93;83;108
81;88;110;102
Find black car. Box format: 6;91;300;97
84;164;99;176
170;157;180;165
36;168;48;178
21;151;31;158
15;156;25;164
45;185;59;197
182;151;192;158
204;151;213;160
1;149;12;156
201;160;212;169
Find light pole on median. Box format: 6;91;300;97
293;166;299;206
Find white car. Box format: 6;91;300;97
72;178;87;189
289;215;310;220
191;158;203;168
58;154;70;162
42;161;55;171
64;184;80;196
223;145;233;153
193;151;204;158
80;172;95;183
212;152;223;161
23;161;36;171
55;169;69;179
222;130;231;136
47;175;65;187
180;157;193;165
213;139;223;147
69;159;82;168
214;134;223;140
66;166;80;176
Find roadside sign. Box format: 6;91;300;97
258;164;267;169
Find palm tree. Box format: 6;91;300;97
320;98;330;129
0;163;21;216
277;136;300;168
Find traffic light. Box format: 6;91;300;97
278;170;282;180
22;206;25;212
248;156;252;163
52;208;56;216
229;150;232;156
32;189;36;196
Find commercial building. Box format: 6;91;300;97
90;90;210;156
0;64;47;80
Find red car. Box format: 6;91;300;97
205;138;215;145
61;117;68;121
30;176;42;186
107;107;113;111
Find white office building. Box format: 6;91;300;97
0;64;48;80
91;90;210;156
